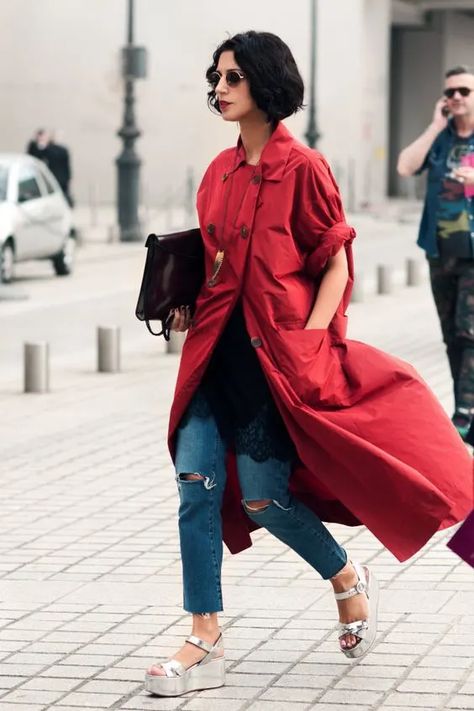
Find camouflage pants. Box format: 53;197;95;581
429;257;474;412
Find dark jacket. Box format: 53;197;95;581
416;120;474;257
46;142;71;190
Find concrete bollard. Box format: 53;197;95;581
166;331;186;354
97;326;121;373
24;342;49;393
350;275;365;303
406;258;422;287
377;264;394;295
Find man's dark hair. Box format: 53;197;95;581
206;31;304;125
445;65;473;78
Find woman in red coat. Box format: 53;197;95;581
145;32;472;697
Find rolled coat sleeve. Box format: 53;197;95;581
293;154;356;277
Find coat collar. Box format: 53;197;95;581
233;121;293;182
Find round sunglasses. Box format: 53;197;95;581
207;70;246;90
444;86;472;99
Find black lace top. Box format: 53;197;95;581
187;302;295;463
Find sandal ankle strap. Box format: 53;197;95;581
334;562;368;601
186;633;222;653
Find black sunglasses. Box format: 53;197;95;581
207;70;246;90
444;86;472;99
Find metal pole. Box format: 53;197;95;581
377;264;394;295
406;258;422;287
116;0;142;242
24;342;49;393
350;275;365;303
97;327;121;373
127;0;133;43
305;0;321;149
185;166;195;222
166;331;186;355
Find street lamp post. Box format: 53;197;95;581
116;0;147;242
305;0;321;149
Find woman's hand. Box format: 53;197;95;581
168;306;192;332
305;247;349;329
454;166;474;186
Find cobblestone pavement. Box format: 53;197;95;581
0;222;473;711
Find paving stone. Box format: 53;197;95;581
396;679;458;693
243;648;302;663
79;679;143;695
319;688;384;705
120;696;184;710
182;700;248;711
120;696;185;710
336;675;396;691
57;691;128;707
407;667;466;681
210;702;307;711
447;695;474;709
418;656;473;669
39;664;99;678
230;660;291;675
259;686;317;702
194;686;256;699
0;662;49;675
17;676;83;692
384;691;449;707
0;676;26;689
1;687;65;704
0;705;47;711
59;654;119;666
102;671;148;687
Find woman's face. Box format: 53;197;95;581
213;51;258;122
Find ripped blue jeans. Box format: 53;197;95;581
175;399;347;613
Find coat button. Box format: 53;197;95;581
207;223;215;235
240;225;249;238
251;174;261;185
250;337;262;348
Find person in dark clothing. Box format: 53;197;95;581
26;128;50;164
26;129;73;206
398;65;474;441
47;138;73;206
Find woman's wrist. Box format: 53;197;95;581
305;318;329;330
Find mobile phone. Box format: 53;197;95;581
441;103;450;118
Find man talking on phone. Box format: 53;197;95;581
398;66;474;442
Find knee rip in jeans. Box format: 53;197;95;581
176;472;216;490
243;498;291;513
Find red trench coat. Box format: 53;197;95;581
168;122;472;562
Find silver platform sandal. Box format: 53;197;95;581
335;561;380;659
144;633;225;697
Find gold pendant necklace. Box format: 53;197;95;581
207;249;225;287
207;156;258;288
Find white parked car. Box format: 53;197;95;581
0;153;75;283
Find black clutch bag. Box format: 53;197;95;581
135;228;204;340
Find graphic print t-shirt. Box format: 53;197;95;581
436;137;473;258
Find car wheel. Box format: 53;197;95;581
52;232;76;276
0;241;15;283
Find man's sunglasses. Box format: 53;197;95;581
444;87;472;99
207;70;246;90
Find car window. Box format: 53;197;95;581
39;168;56;195
0;165;8;201
18;164;42;202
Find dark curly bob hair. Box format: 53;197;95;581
206;31;304;126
